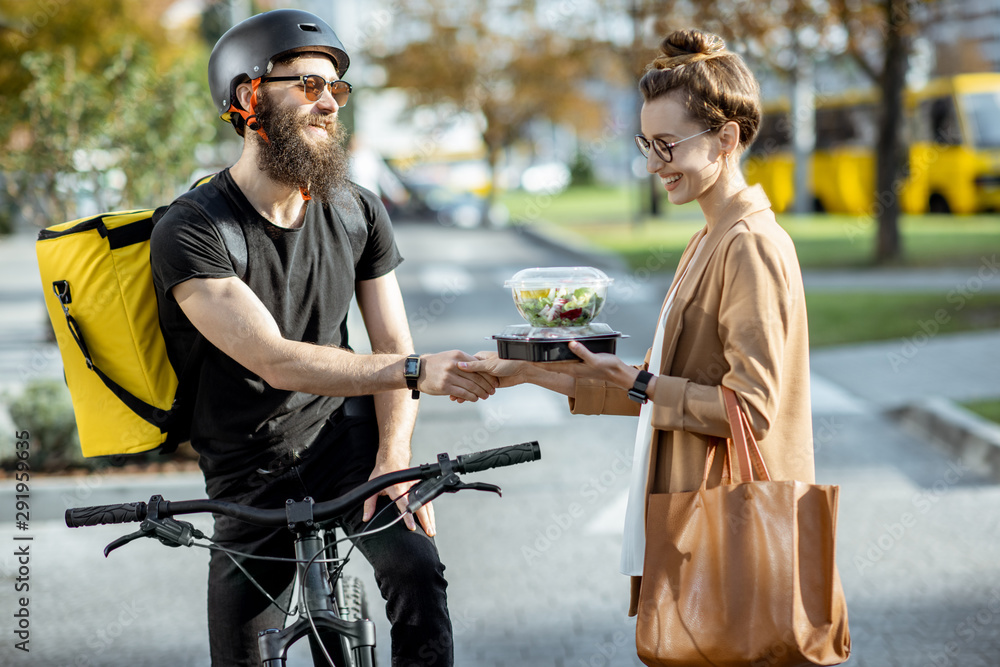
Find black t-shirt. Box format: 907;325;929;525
150;169;403;473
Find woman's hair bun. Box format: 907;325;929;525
650;29;726;71
639;27;761;150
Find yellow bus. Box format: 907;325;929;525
744;73;1000;215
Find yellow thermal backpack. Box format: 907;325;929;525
36;186;245;458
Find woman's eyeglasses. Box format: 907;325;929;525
261;74;353;107
634;128;713;163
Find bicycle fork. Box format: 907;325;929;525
257;528;375;667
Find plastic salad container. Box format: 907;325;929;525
504;266;613;328
492;323;625;361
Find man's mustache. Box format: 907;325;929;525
305;115;336;133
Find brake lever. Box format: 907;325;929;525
452;481;502;497
103;528;149;557
103;517;206;557
406;474;503;514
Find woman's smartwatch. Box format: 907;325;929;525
627;370;654;404
403;354;421;399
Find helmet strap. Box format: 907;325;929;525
229;79;310;201
227;78;270;143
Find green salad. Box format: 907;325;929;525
515;286;604;327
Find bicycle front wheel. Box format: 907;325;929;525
339;575;369;622
338;575;376;667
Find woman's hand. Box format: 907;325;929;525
541;341;642;391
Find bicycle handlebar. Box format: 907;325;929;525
65;441;541;529
64;502;147;527
454;442;538;474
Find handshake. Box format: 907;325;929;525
416;341;627;404
413;350;530;403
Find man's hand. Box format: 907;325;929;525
362;460;435;536
458;351;531;388
418;350;499;401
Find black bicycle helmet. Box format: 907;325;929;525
208;8;350;128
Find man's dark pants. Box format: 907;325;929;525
202;397;453;666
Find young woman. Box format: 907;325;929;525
461;28;815;616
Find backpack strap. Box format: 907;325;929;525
329;185;370;266
54;279;170;430
166;188;249;280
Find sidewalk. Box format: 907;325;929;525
811;329;1000;409
802;264;1000;292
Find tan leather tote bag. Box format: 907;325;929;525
636;387;851;666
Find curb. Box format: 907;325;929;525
890;397;1000;481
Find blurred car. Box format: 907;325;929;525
404;183;509;228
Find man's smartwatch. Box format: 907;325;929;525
403;354;422;399
627;370;654;404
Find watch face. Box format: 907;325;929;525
404;357;420;376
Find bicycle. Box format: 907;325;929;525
65;441;542;667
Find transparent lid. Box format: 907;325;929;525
504;266;613;289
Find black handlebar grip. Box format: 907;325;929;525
65;502;147;528
455;441;541;474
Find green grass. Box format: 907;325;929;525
785;215;1000;269
502;185;639;225
805;292;1000;348
961;399;1000;425
500;185;1000;271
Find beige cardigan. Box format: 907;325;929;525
568;185;814;615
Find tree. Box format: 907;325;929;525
834;0;920;263
0;0;215;227
368;0;607;223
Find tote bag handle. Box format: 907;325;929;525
721;387;771;483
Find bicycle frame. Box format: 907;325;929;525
258;522;374;667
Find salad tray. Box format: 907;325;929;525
505;266;612;328
492;324;626;362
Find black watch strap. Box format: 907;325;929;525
627;370;654;404
404;354;421;399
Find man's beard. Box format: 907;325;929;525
252;90;352;203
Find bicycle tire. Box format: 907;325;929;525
339;575;368;622
339;575;377;667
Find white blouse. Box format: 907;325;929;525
620;232;708;576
